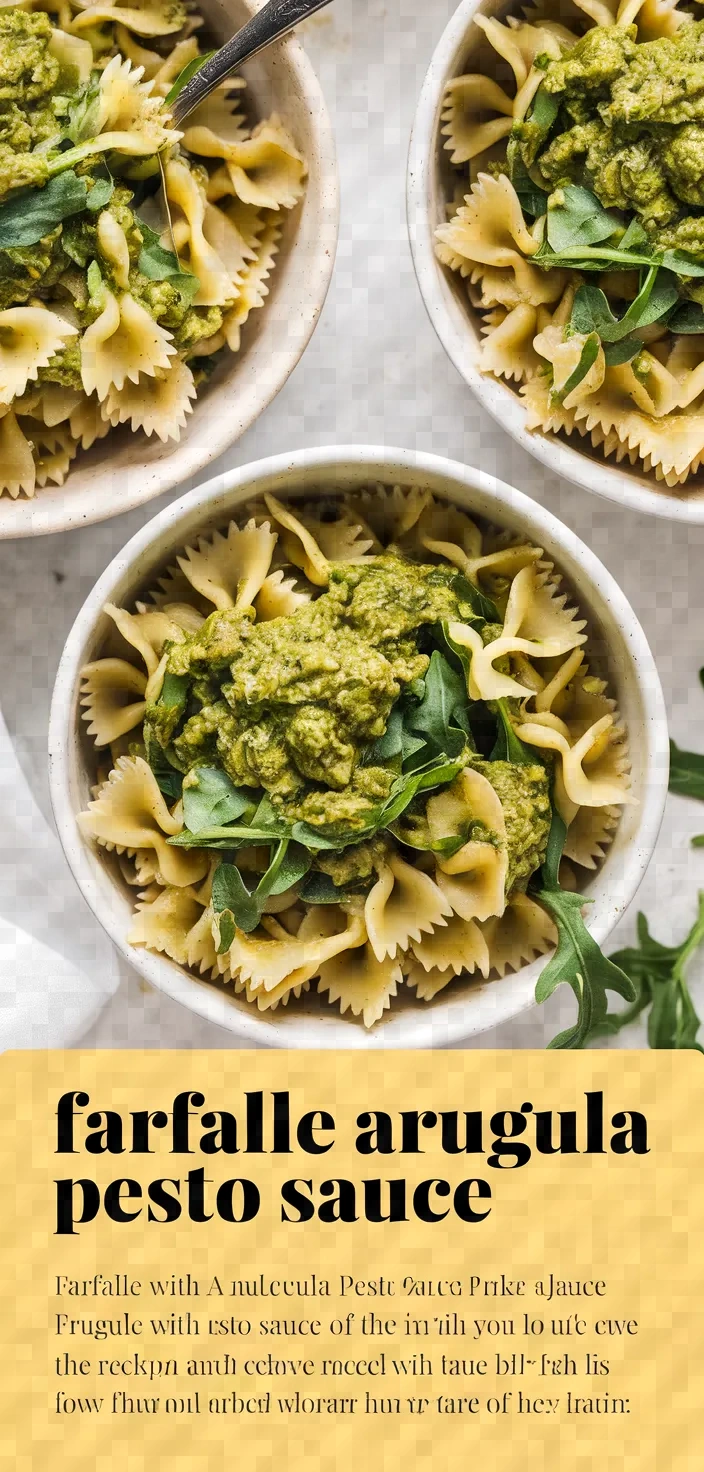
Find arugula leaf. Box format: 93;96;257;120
505;140;548;218
289;755;466;853
569;268;678;345
603;339;642;366
667;301;704;334
299;871;366;905
534;806;635;1049
137;221;200;303
85;173;114;213
594;897;704;1051
363;701;426;768
211;839;311;944
165;50;217;106
669;738;704;800
552;333;600;403
405;651;473;761
490;699;535;765
661;249;704;279
66;79;101;144
619;217;649;251
453;572;500;624
145;741;183;800
0;171;87;248
182;765;253;833
546;185;620;254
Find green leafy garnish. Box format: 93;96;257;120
669;738;704;801
453;573;500;624
212;839;312;945
667;301;704;334
593;897;704;1051
491;699;535;765
569;268;678;344
299;872;366;905
546;184;619;254
534;806;635;1049
165;50;217;106
505;141;548;218
137;221;200;303
85;172;114;213
404;651;474;762
552;332;600;403
0;171;88;248
66;79;102;145
182;766;254;833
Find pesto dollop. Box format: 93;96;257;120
526;19;704;247
146;550;552;893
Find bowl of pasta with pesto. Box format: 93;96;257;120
0;0;337;537
49;446;668;1047
408;0;704;520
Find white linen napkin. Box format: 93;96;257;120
0;706;119;1048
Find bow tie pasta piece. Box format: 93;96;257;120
0;308;78;403
80;657;147;747
473;16;576;119
364;852;453;964
48;26;94;83
448;564;586;701
70;0;187;39
183;116;307;212
349;482;434;546
409;913;491;980
405;959;458;1003
534;326;607;412
97;211;131;291
317;944;402;1028
441;74;514;166
129;884;206;966
263;495;330;586
426;768;508;922
94;53;177;148
32;424;79;487
176;518;277;611
185;906;220;978
254;570;313;622
103;359;197;443
77;755;209;887
227;907;366;996
0;412;36;499
80;289;176;399
163;160;239;307
435;175;565;309
516;714;635;809
479;892;557;977
564;804;621;870
220;214;283;349
103;602;188;678
69;394;112;451
23;384;84;429
480;304;545;384
182;79;248;140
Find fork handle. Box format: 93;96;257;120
171;0;334;125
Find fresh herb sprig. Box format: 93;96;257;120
534;806;635;1049
594;897;704;1050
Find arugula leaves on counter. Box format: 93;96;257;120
533;806;635;1049
593;896;704;1051
669;740;704;802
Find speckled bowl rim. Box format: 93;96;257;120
406;0;704;524
49;445;669;1048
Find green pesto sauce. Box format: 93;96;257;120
160;557;459;829
469;757;551;894
527;20;704;246
0;9;224;350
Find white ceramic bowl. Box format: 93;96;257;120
49;445;669;1048
0;0;338;541
407;0;704;523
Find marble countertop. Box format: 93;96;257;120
0;0;701;1050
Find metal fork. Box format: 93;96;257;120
170;0;335;126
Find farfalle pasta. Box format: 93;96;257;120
436;0;704;492
0;3;306;499
77;484;633;1027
